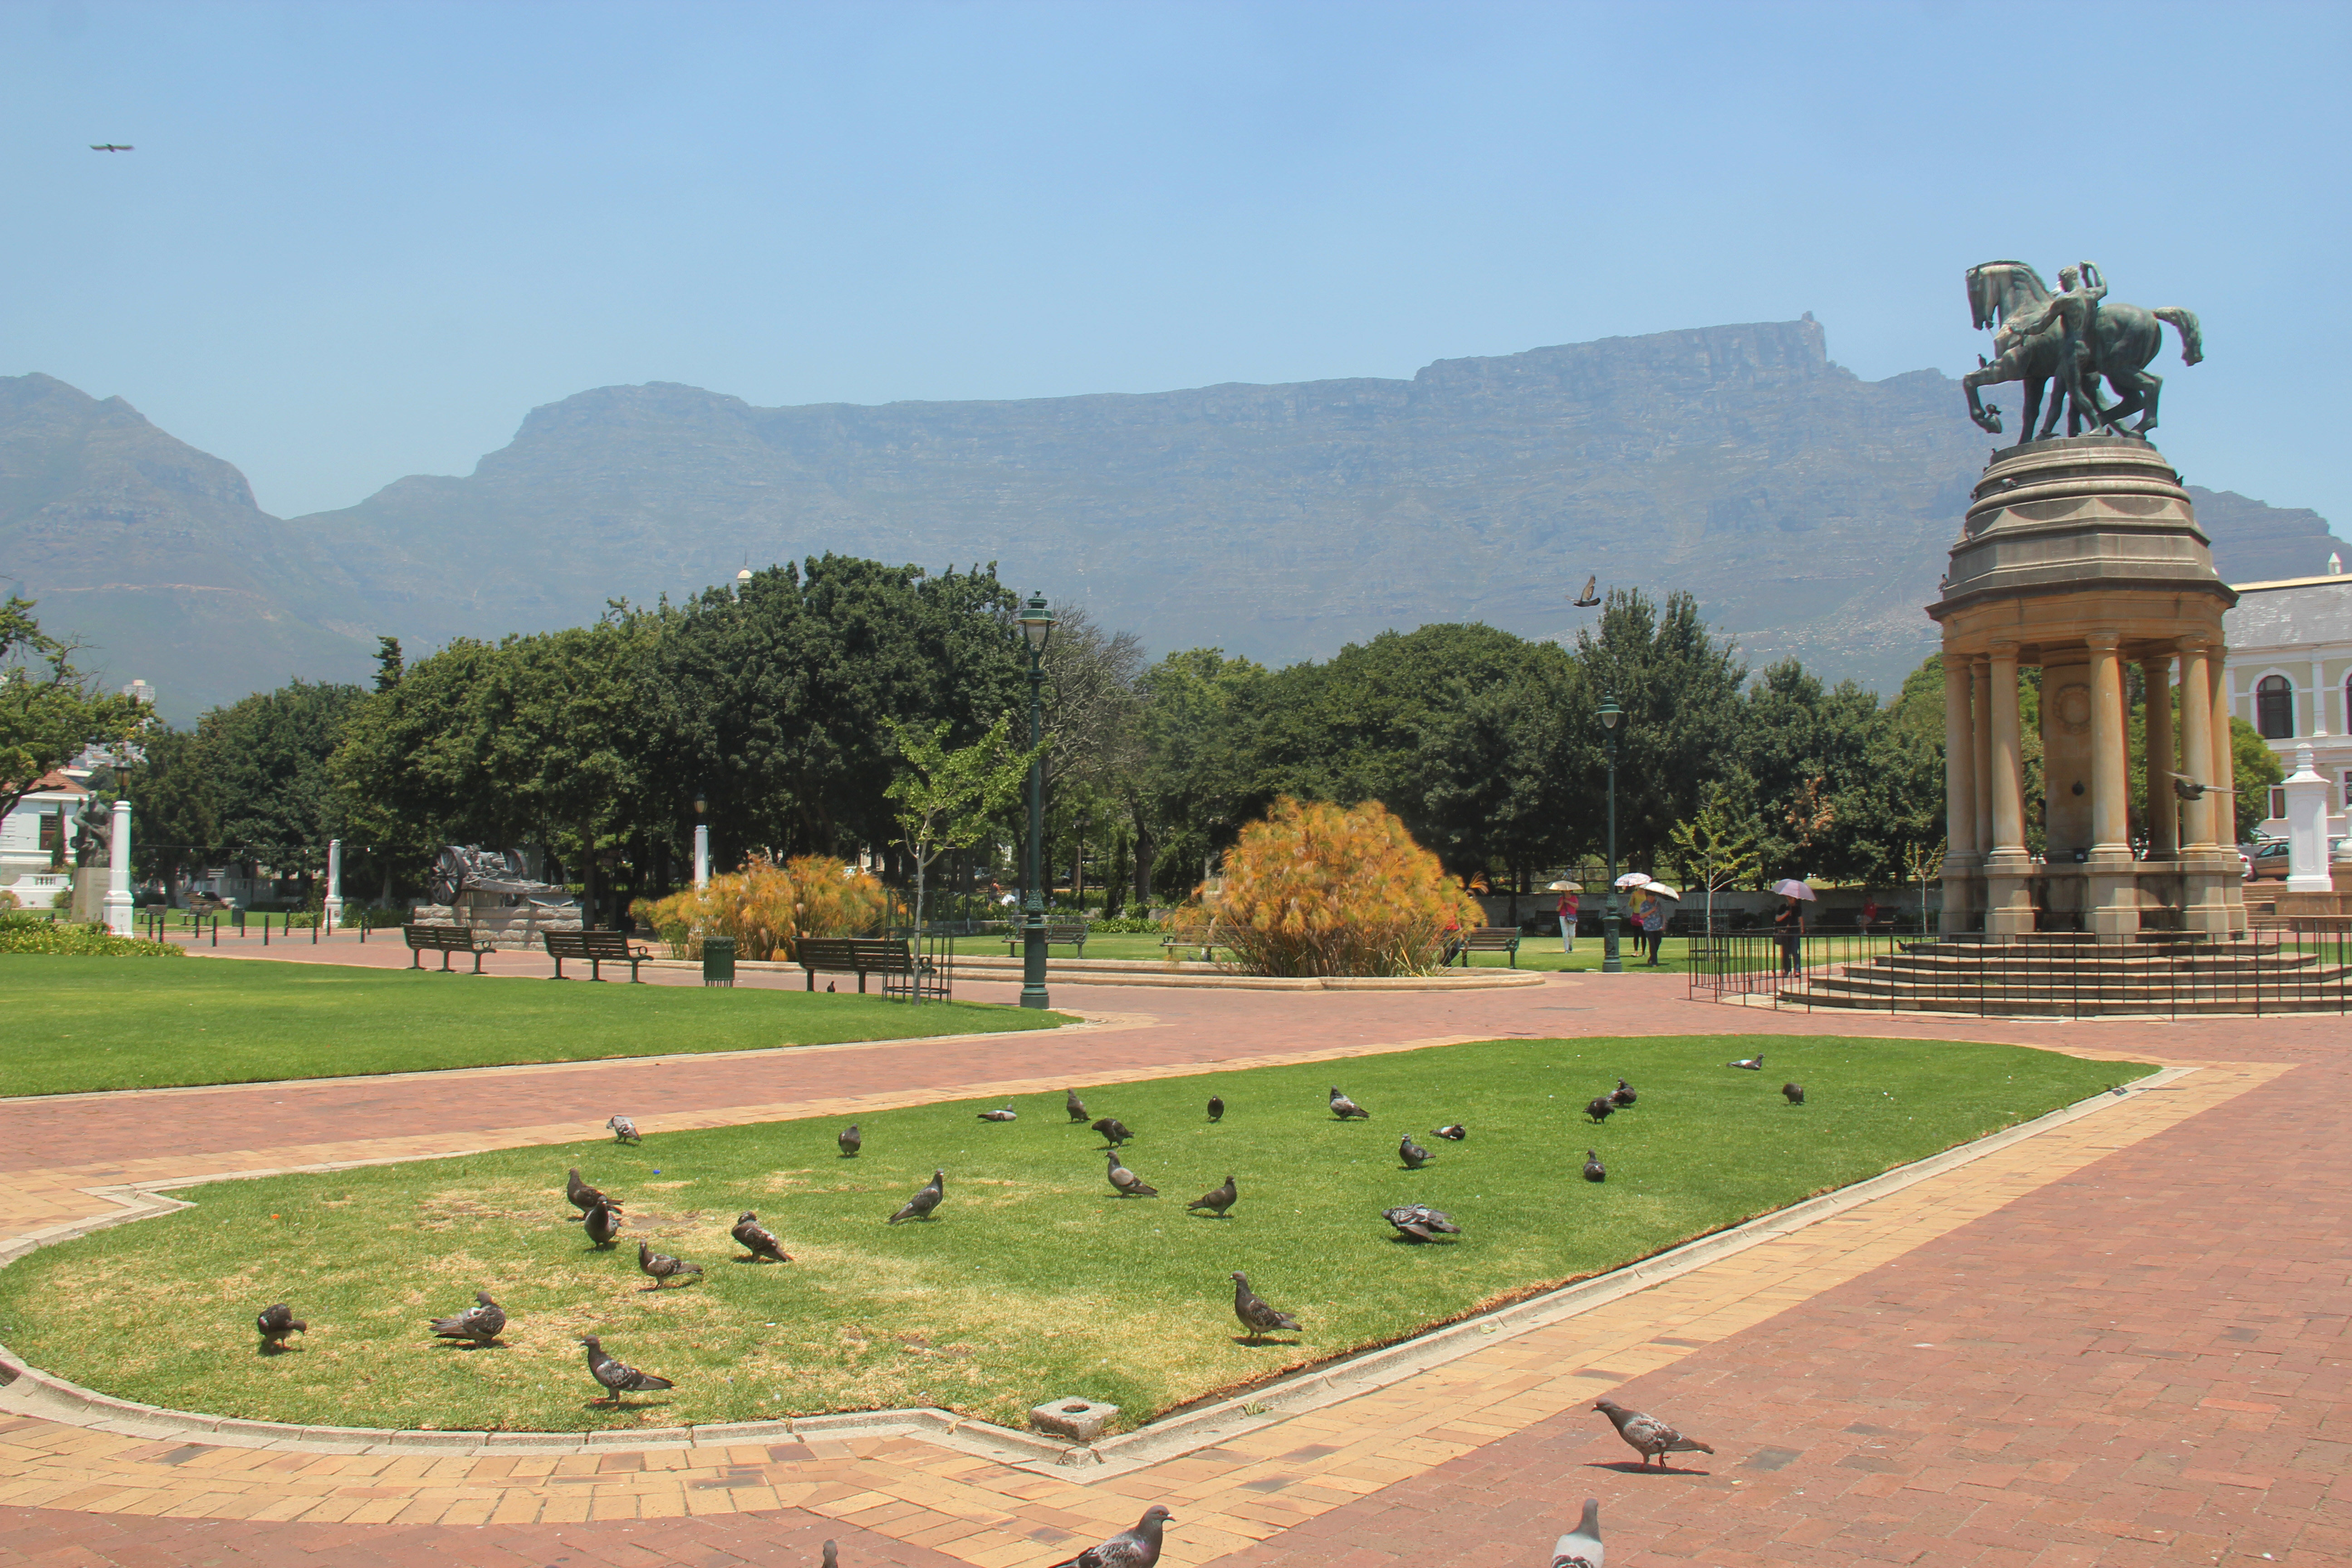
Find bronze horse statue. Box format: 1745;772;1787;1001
1961;261;2203;442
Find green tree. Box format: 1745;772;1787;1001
883;714;1037;934
2228;717;2286;843
1666;784;1763;935
123;725;220;887
196;680;370;893
0;597;149;822
1132;647;1269;898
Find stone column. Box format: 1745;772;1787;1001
2178;643;2218;848
2283;745;2333;893
2208;649;2237;842
323;838;344;930
1984;644;2034;938
1971;656;1995;859
694;823;710;889
2141;654;2176;860
2084;634;2136;941
1943;654;1978;859
102;799;134;936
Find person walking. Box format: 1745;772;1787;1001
1639;889;1666;965
1774;894;1805;976
1555;883;1580;954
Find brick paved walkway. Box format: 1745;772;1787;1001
0;948;2343;1567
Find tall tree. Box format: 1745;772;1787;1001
0;597;149;822
196;680;370;889
1133;648;1269;898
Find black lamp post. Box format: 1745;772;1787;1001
1018;593;1054;1009
1599;691;1623;974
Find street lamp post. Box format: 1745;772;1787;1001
1599;691;1623;974
1018;593;1055;1010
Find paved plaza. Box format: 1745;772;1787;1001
0;937;2342;1568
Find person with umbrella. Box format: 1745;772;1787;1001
1771;878;1813;976
1637;885;1668;965
1550;880;1581;954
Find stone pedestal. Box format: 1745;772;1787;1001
2283;746;2333;893
102;799;134;936
323;838;345;929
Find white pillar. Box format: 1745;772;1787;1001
103;799;134;936
323;838;345;929
2284;745;2333;892
694;823;710;888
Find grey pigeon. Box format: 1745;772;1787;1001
1399;1133;1431;1169
1727;1054;1764;1071
428;1291;506;1346
1551;1498;1604;1568
732;1210;793;1263
579;1334;673;1404
565;1166;612;1219
2170;770;2236;801
1092;1117;1134;1147
889;1169;944;1224
1106;1147;1159;1197
1783;1081;1806;1105
821;1542;838;1568
637;1239;702;1287
1585;1095;1615;1123
1066;1088;1089;1122
979;1101;1018;1122
255;1302;305;1350
1230;1271;1300;1342
1430;1123;1467;1141
1328;1086;1370;1120
1382;1204;1460;1241
838;1124;861;1157
1207;1094;1224;1122
1593;1397;1715;1469
1044;1504;1173;1568
584;1197;624;1247
1583;1149;1606;1183
1187;1175;1236;1216
608;1114;641;1144
1610;1078;1637;1108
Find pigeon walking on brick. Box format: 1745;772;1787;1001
1593;1397;1715;1469
1106;1147;1159;1197
1187;1175;1236;1217
1382;1204;1460;1241
608;1115;641;1144
1230;1272;1299;1343
1328;1086;1370;1120
584;1198;624;1248
565;1167;612;1219
821;1542;838;1568
1066;1089;1089;1122
255;1302;305;1352
1430;1123;1467;1141
1092;1117;1135;1147
732;1211;793;1263
1610;1078;1637;1108
429;1291;506;1346
1583;1149;1606;1183
637;1240;702;1286
1206;1095;1224;1122
1399;1133;1432;1169
1783;1082;1806;1105
579;1334;673;1405
979;1101;1018;1122
889;1170;945;1224
1727;1054;1764;1071
838;1124;861;1157
1044;1504;1173;1568
1552;1498;1604;1568
1585;1095;1616;1123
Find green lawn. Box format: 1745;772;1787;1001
0;1034;2149;1434
0;956;1066;1098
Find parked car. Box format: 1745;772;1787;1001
2243;841;2291;882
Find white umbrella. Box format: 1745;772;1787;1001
1613;871;1653;890
1771;878;1817;901
1642;885;1682;900
1546;880;1583;893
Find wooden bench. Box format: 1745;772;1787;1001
544;929;652;981
1161;924;1230;962
1448;926;1524;966
404;923;497;972
795;936;922;992
1004;919;1088;957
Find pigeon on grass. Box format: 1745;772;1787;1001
1727;1054;1764;1071
608;1115;641;1144
1610;1078;1637;1108
1585;1095;1616;1123
837;1124;861;1157
979;1101;1018;1122
1231;1272;1299;1343
255;1303;305;1351
1106;1148;1159;1197
1430;1123;1467;1141
565;1167;613;1219
732;1211;793;1263
1187;1176;1236;1217
579;1335;673;1405
1092;1117;1135;1147
1044;1504;1172;1568
1593;1397;1715;1469
584;1199;624;1248
1382;1204;1460;1241
1552;1498;1604;1568
1206;1095;1224;1122
428;1291;506;1346
889;1170;945;1224
1399;1133;1431;1169
1328;1087;1370;1120
637;1240;703;1287
1783;1082;1806;1105
1066;1089;1089;1122
1583;1150;1606;1183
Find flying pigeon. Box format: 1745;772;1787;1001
1583;1149;1606;1183
1593;1397;1715;1469
255;1302;306;1350
1382;1204;1460;1241
1430;1124;1467;1141
838;1124;861;1157
1092;1117;1135;1147
1328;1086;1370;1120
565;1166;612;1218
2170;771;2237;801
979;1101;1018;1122
1783;1081;1806;1105
428;1291;506;1346
608;1115;641;1144
1230;1272;1299;1342
1187;1175;1236;1216
1585;1095;1615;1123
90;143;133;152
732;1210;793;1263
1106;1147;1159;1197
1573;574;1601;608
1552;1498;1604;1568
637;1239;702;1287
1206;1095;1224;1122
1610;1078;1637;1108
1066;1088;1089;1122
1399;1133;1432;1169
1044;1504;1173;1568
1727;1054;1764;1071
889;1169;945;1224
584;1198;624;1247
579;1334;673;1404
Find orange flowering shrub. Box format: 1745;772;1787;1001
636;854;886;961
783;855;888;942
1172;798;1482;977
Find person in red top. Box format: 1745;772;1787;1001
1556;886;1580;953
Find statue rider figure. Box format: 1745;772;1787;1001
2010;262;2109;436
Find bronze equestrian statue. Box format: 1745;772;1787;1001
1961;260;2203;443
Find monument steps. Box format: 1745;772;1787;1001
1779;940;2351;1016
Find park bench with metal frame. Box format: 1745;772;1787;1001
1448;926;1524;966
1160;923;1231;962
1005;920;1088;958
795;936;922;993
403;923;497;973
543;929;652;982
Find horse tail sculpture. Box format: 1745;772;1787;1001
2152;307;2204;367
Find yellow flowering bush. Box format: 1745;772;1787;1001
636;854;887;961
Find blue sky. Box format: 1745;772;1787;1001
5;0;2347;533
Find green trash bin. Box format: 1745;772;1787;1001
702;935;736;987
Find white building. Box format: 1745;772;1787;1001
2223;570;2352;840
0;770;92;910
